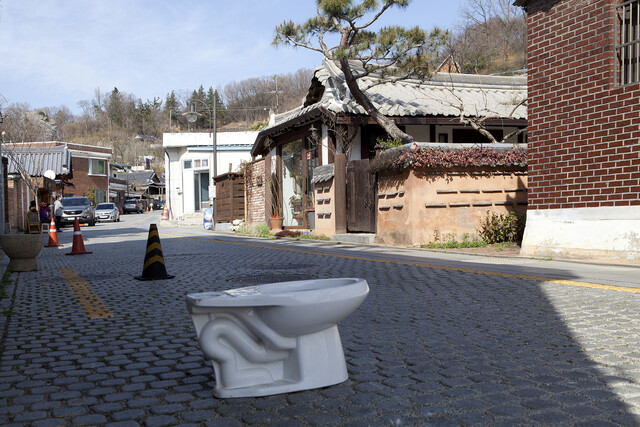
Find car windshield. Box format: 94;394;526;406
62;198;89;207
125;201;136;205
96;203;114;210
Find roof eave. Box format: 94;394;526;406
251;106;336;156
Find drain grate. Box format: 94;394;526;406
227;273;316;285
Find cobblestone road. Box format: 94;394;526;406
2;214;640;426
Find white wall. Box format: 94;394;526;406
163;132;258;219
521;206;640;262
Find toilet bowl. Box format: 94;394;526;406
186;278;369;398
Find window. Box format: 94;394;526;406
194;159;201;168
184;160;192;169
94;189;107;204
617;0;640;85
89;159;106;175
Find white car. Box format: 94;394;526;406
95;202;120;222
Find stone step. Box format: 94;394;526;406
332;233;375;245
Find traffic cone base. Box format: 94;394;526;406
135;224;174;280
66;218;92;255
45;218;59;247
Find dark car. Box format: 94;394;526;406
61;197;95;226
123;199;143;214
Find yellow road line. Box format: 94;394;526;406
59;268;113;319
160;233;640;294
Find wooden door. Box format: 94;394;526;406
346;159;376;233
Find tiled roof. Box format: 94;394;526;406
311;59;527;119
4;145;71;176
116;171;158;186
254;60;527;155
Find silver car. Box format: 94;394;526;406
95;202;120;222
61;197;96;226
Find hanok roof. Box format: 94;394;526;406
116;171;161;187
4;145;71;176
253;59;527;155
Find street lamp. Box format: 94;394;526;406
183;99;217;228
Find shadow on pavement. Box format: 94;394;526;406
1;226;638;425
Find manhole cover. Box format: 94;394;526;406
164;253;208;258
250;264;312;270
227;273;316;285
81;273;123;280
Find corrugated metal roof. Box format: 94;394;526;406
4;145;71;176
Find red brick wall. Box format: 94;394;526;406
526;0;640;210
65;157;109;199
245;159;266;224
7;179;29;231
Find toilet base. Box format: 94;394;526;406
213;375;348;398
212;326;349;398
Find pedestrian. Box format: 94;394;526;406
39;202;50;223
54;195;63;231
29;200;37;213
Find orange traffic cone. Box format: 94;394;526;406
161;206;169;220
45;218;59;247
66;218;92;255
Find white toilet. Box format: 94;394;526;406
185;278;369;398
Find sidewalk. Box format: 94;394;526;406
2;221;640;425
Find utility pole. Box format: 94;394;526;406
270;75;284;114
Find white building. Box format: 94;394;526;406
163;132;257;220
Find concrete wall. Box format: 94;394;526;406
376;167;528;246
521;206;640;262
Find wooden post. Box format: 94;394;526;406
265;156;272;222
334;153;347;234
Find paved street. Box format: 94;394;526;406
2;211;640;426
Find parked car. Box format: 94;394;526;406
95;202;120;222
61;197;95;226
123;199;143;214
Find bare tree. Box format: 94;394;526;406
1;103;57;143
447;0;526;74
428;76;527;144
222;69;313;126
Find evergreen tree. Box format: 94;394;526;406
274;0;447;144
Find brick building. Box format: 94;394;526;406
244;158;266;224
63;143;112;203
515;0;640;262
3;142;112;230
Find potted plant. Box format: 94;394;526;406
268;172;283;231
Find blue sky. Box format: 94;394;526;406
0;0;467;115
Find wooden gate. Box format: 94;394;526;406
346;159;376;233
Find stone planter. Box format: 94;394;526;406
269;217;283;231
0;234;43;271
